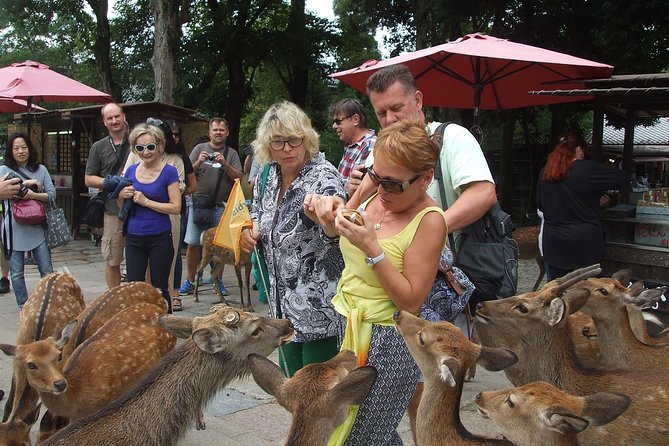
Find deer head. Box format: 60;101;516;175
475;381;631;446
248;350;377;446
0;403;40;446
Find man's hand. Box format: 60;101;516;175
0;174;21;200
347;164;367;197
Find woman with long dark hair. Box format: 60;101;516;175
537;128;629;280
0;132;55;309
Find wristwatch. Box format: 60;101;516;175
365;251;386;267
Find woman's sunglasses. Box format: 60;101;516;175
135;143;158;152
368;166;421;194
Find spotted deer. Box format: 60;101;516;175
40;305;295;446
474;264;669;445
1;272;85;446
393;310;516;445
248;350;377;446
0;302;175;424
475;381;631;446
514;226;545;291
194;227;254;311
575;270;669;369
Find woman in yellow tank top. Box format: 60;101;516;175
305;120;446;445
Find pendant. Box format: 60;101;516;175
374;222;381;230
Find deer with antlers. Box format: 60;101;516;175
393;310;517;445
0;272;85;446
475;381;631;446
474;264;669;445
40;305;295;446
248;350;377;446
193;227;254;311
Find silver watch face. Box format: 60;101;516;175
365;256;374;266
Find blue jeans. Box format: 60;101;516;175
10;241;53;307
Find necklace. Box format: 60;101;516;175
374;210;401;230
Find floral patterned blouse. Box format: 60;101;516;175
250;153;346;342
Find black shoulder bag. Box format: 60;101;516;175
192;148;227;226
84;139;128;229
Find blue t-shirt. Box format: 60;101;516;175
125;163;179;236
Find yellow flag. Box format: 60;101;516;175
214;179;252;264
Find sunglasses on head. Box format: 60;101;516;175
146;117;164;127
368;166;421;194
135;143;158;152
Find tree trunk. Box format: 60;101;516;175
87;0;121;100
225;55;245;150
500;110;516;212
152;0;182;104
287;0;308;106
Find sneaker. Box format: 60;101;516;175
196;276;214;286
0;277;9;294
218;282;229;296
178;279;195;296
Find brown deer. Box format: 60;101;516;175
193;227;254;311
475;381;631;446
474;264;669;445
0;302;175;423
575;271;669;369
40;305;295;446
248;350;377;446
1;272;85;446
514;226;545;291
393;310;516;445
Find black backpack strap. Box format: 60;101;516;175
430;122;456;249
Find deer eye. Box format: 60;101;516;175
27;362;37;370
598;288;609;296
515;304;529;314
251;326;263;337
505;396;515;408
58;351;63;361
418;333;425;346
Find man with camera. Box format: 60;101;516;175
178;117;243;296
85;103;130;289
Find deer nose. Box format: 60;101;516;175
54;380;67;392
582;326;591;337
475;392;482;400
476;302;484;311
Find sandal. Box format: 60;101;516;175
172;297;183;312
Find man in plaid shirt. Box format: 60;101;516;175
330;98;376;197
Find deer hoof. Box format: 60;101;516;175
196;420;206;430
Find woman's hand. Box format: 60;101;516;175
334;208;380;256
240;223;260;253
23;179;42;192
120;185;135;200
132;190;149;206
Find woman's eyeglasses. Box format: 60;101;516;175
135;143;158;152
368;166;421;194
270;137;303;151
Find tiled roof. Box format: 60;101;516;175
600;117;669;145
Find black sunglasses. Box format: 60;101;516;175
135;143;158;152
333;115;353;126
368;166;421;194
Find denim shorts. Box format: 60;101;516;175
184;203;225;246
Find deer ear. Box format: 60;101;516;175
611;269;632;285
541;405;589;434
582;392;631;426
626;287;664;309
0;343;17;357
478;346;518;371
248;354;287;400
192;328;225;353
159;315;194;338
328;366;378;406
54;320;77;349
439;356;458;387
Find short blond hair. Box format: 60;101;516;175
374;120;439;173
253;101;319;165
129;123;165;154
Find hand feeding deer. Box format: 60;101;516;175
248;350;377;446
40;305;295;446
0;272;85;446
475;381;631;446
193;227;254;311
393;310;517;445
474;264;669;445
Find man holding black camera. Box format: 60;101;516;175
178;117;243;296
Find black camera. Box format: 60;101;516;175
5;172;22;183
208;154;217;161
6;173;31;197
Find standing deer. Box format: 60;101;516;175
248;350;377;446
0;302;175;423
1;272;85;446
514;226;545;291
393;310;516;445
475;381;631;446
193;227;254;311
474;264;669;445
40;305;295;446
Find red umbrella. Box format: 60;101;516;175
330;33;613;117
0;98;46;114
0;60;111;104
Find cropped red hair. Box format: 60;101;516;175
542;129;588;182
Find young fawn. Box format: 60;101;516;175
393;310;516;445
40;305;295;446
248;350;377;446
513;225;545;291
475;381;630;446
194;227;254;311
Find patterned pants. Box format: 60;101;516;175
340;323;420;446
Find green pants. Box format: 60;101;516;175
278;336;339;377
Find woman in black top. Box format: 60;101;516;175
537;129;629;281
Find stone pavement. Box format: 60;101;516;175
0;235;544;445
